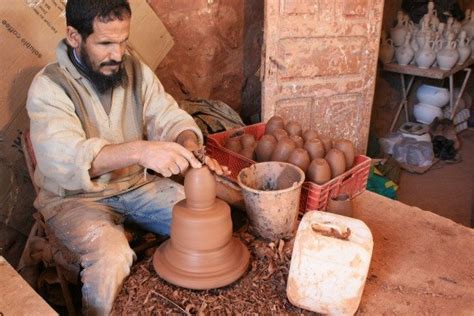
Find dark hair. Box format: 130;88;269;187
66;0;131;40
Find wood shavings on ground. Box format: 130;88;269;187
112;229;316;315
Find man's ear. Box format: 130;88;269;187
66;26;82;48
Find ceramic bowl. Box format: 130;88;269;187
413;103;443;124
416;84;449;108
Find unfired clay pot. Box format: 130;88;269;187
224;137;242;153
333;139;355;170
255;134;277;162
326;194;353;217
290;135;304;148
306;158;331;185
304;138;325;160
271;137;296;162
325;148;346;178
265;116;285;135
272;128;289;141
285;121;302;136
318;136;332;154
240;134;256;149
287;148;311;173
240;147;256;160
302;129;319;142
153;167;250;290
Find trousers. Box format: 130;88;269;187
46;178;184;315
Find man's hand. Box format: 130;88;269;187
138;141;202;177
176;130;231;176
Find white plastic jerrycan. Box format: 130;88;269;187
287;211;373;315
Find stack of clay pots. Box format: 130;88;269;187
224;115;356;186
379;3;473;70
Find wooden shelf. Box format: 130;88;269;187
383;58;474;79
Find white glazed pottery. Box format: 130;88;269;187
391;11;409;47
413;103;443;124
436;33;459;70
396;32;415;66
457;31;472;65
415;39;436;68
416;84;449;107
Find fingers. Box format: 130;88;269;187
173;144;202;169
204;156;231;176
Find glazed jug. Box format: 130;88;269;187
415;39;436;69
437;33;459;70
395;32;414;66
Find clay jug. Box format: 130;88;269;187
265;115;285;135
318;135;332;154
272;128;289;141
240;133;256;149
391;11;408;47
288;148;311;173
306;158;331;185
419;2;439;32
271;137;296;162
395;32;415;66
380;37;395;64
290;135;304;148
437;33;459;70
302;129;319;142
255;134;277;162
457;31;471;65
415;39;436;69
224;136;242;153
285;121;302;136
304;138;325;160
325;148;346;178
333;139;355;170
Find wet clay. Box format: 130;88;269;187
153;167;250;289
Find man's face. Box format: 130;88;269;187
78;17;130;76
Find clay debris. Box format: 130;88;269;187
112;229;316;315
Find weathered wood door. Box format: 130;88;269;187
261;0;384;154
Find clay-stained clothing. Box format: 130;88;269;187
26;40;202;220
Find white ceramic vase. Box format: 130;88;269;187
415;40;436;69
457;31;471;65
396;33;414;66
416;84;449;107
391;11;408;47
436;35;459;70
413;103;443;124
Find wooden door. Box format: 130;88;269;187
261;0;384;154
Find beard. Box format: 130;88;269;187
79;46;127;93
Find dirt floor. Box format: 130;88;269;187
397;128;474;227
112;191;474;315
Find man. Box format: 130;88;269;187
26;0;227;314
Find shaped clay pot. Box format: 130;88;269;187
255;134;277;162
288;148;311;173
240;147;256;160
306;158;331;185
325;148;346;178
326;194;353;217
304;138;325;160
272;128;289;141
333;139;355;170
240;134;256;149
290;135;304;148
153;167;250;290
302;129;319;142
318;136;332;154
285;121;302;136
271;137;296;162
265;115;285;135
224;137;242;153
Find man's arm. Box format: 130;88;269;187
89;138;202;178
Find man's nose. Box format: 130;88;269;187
110;43;126;62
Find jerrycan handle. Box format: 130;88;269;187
312;222;351;240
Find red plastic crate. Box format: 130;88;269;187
206;123;371;212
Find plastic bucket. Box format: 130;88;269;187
237;162;305;240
